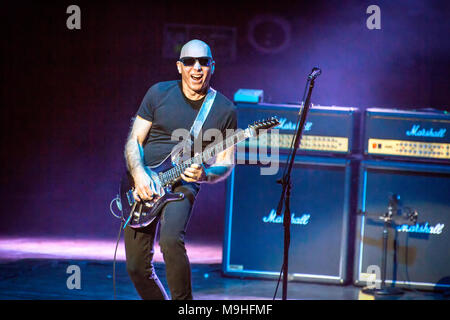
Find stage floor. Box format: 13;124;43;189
0;237;448;300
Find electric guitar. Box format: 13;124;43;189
119;117;280;229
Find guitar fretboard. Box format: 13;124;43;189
159;129;248;186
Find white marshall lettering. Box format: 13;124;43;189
278;117;313;131
406;125;446;138
397;222;445;235
262;209;310;225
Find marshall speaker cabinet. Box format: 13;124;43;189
222;153;352;284
354;160;450;290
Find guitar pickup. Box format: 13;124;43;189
126;190;135;206
133;203;142;219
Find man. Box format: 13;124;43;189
123;39;237;300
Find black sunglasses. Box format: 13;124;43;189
179;57;213;67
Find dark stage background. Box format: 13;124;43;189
0;0;449;240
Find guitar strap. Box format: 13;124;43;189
171;87;217;164
190;87;217;140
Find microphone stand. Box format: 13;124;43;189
361;194;418;296
362;195;404;296
276;68;321;300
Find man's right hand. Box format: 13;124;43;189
132;168;158;202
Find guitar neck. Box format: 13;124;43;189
161;129;249;185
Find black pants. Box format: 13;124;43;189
124;183;199;300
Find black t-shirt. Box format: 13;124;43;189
136;80;237;167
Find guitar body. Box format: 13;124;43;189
119;117;280;230
119;157;185;229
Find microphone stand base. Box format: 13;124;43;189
362;286;404;296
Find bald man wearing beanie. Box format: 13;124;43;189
123;39;237;300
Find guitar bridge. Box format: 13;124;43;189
133;203;142;222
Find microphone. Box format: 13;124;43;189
308;67;322;80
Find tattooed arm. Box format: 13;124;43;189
124;116;158;201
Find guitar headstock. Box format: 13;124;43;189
248;117;280;137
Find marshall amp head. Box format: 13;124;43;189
235;103;359;156
364;108;450;163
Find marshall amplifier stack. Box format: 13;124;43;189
354;108;450;291
223;101;450;290
222;102;359;284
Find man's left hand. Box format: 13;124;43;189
181;163;207;183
